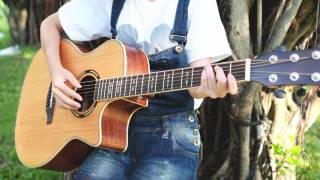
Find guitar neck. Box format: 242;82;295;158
93;59;251;101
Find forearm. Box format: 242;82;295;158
40;13;63;76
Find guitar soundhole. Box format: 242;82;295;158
72;70;99;118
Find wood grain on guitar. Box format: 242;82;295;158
15;39;320;172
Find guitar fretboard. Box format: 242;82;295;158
93;60;250;101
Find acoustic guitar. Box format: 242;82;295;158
15;39;320;171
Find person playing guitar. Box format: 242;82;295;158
40;0;238;179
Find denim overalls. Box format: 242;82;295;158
74;0;201;179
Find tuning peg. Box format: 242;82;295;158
296;88;306;97
317;91;320;97
273;46;287;53
273;89;286;98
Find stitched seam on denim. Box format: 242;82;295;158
133;128;163;132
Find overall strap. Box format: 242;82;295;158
110;0;125;39
170;0;190;45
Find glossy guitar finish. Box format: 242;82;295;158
15;39;149;171
15;39;320;172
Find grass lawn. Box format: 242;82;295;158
0;48;61;179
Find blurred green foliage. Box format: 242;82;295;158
296;120;320;179
0;0;10;49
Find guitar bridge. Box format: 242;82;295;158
46;83;56;124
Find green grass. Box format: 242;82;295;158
0;48;61;180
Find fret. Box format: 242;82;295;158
229;62;232;74
142;74;149;94
156;71;165;93
162;71;166;91
136;75;143;96
192;67;202;87
131;75;138;95
140;74;144;95
129;76;133;96
172;69;182;90
155;73;158;92
191;68;194;87
107;79;112;99
182;68;192;89
124;76;129;97
110;78;115;98
94;80;100;100
115;78;121;98
102;80;107;99
147;74;151;93
180;69;184;89
164;70;173;91
171;70;174;90
102;80;108;99
120;77;125;97
148;73;157;93
97;80;102;100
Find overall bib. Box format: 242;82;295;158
75;0;201;179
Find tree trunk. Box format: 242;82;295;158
4;0;45;46
199;0;319;179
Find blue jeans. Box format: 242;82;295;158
74;111;201;180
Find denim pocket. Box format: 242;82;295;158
170;114;201;158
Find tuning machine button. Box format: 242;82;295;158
289;72;300;82
269;55;278;63
312;51;320;60
290;54;300;62
311;72;320;82
268;74;278;83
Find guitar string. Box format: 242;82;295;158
77;55;315;85
75;56;314;88
75;65;318;93
73;60;268;90
79;72;318;101
75;69;318;94
76;72;318;100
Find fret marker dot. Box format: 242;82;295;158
268;74;278;83
289;72;300;82
311;72;320;82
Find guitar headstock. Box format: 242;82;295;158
251;48;320;87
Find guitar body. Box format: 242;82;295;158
15;39;149;171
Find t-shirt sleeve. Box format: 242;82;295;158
58;0;112;41
185;0;232;64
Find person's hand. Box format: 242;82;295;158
51;67;83;109
189;62;238;99
198;65;238;98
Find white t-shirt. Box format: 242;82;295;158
58;0;232;109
